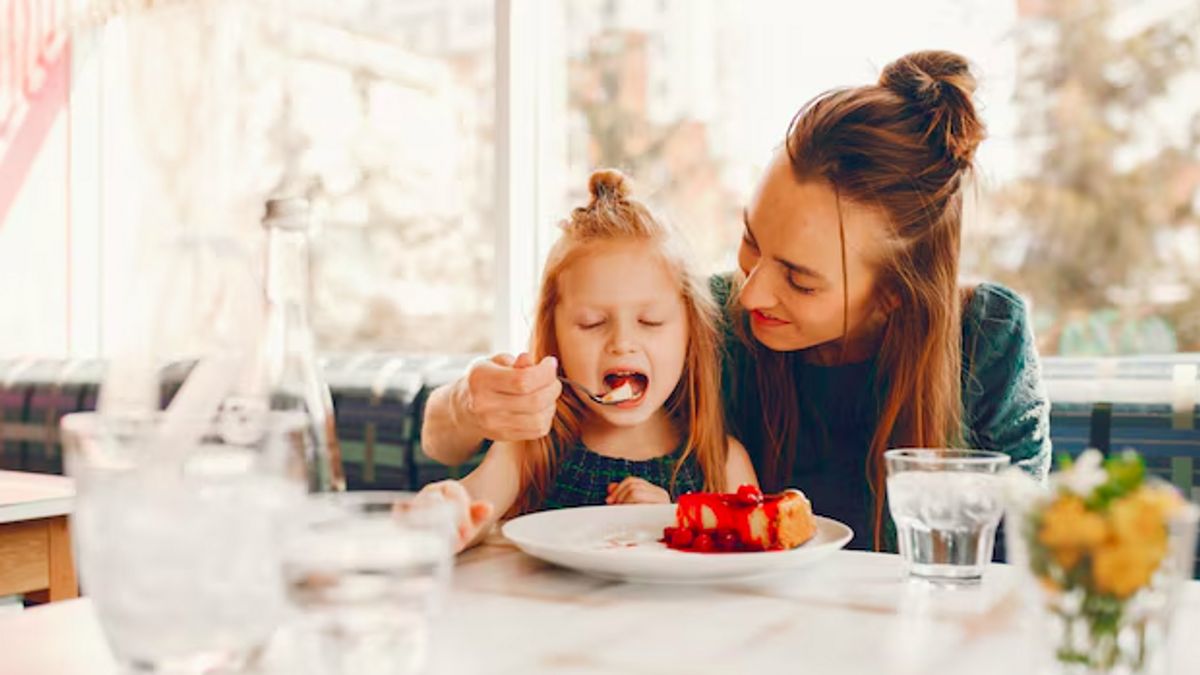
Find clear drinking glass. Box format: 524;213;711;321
280;492;456;675
885;448;1011;583
62;410;308;672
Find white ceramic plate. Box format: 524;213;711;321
501;504;853;584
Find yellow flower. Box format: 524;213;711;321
1091;486;1181;597
1137;485;1185;520
1038;495;1108;571
1109;488;1172;555
1092;541;1160;599
1037;574;1062;595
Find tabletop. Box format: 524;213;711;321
0;471;74;525
3;538;1199;674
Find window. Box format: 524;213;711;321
534;0;1200;356
3;0;498;357
2;0;1196;359
280;1;498;354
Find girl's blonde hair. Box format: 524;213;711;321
514;169;727;514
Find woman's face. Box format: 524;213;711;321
737;150;892;355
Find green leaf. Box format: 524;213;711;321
1056;452;1075;471
1085;450;1146;510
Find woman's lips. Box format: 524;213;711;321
751;309;790;327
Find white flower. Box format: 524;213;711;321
1002;466;1049;509
1054;449;1108;496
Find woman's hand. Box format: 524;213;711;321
413;480;495;552
606;476;670;505
458;352;562;442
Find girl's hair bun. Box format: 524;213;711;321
587;169;632;205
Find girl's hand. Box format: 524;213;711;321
414;480;495;552
606;476;670;505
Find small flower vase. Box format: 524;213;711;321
1006;465;1199;675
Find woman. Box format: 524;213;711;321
421;50;1051;550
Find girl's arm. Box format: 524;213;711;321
419;440;526;552
724;436;759;491
608;437;759;503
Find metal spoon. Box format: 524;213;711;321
558;376;637;405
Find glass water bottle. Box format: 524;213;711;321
262;197;346;492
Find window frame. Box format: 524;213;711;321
493;0;569;354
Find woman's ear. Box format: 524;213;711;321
877;287;901;314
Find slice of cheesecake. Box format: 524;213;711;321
663;484;817;552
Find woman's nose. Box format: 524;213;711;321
738;264;774;310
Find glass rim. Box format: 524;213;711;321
884;448;1011;465
294;490;459;535
60;409;309;432
299;490;458;519
303;490;422;505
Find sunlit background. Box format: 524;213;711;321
2;0;1198;359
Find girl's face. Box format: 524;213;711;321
554;240;689;427
737;150;891;355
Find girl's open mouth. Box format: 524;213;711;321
601;370;649;407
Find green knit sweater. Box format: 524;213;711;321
711;275;1052;550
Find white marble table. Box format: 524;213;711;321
3;539;1199;674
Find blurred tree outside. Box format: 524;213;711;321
978;0;1200;355
566;28;742;273
260;4;497;354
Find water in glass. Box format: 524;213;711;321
885;449;1010;582
65;412;306;672
75;472;299;669
280;493;454;675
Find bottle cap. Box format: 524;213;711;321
262;197;311;231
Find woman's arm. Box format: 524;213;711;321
962;284;1052;481
421;380;488;466
724;436;760;490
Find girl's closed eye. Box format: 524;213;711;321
639;317;665;327
573;309;604;329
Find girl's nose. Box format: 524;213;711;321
606;321;637;355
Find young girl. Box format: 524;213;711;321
420;170;757;550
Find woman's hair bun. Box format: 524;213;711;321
879;50;986;168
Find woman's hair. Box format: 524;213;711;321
731;50;987;549
514;169;728;513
